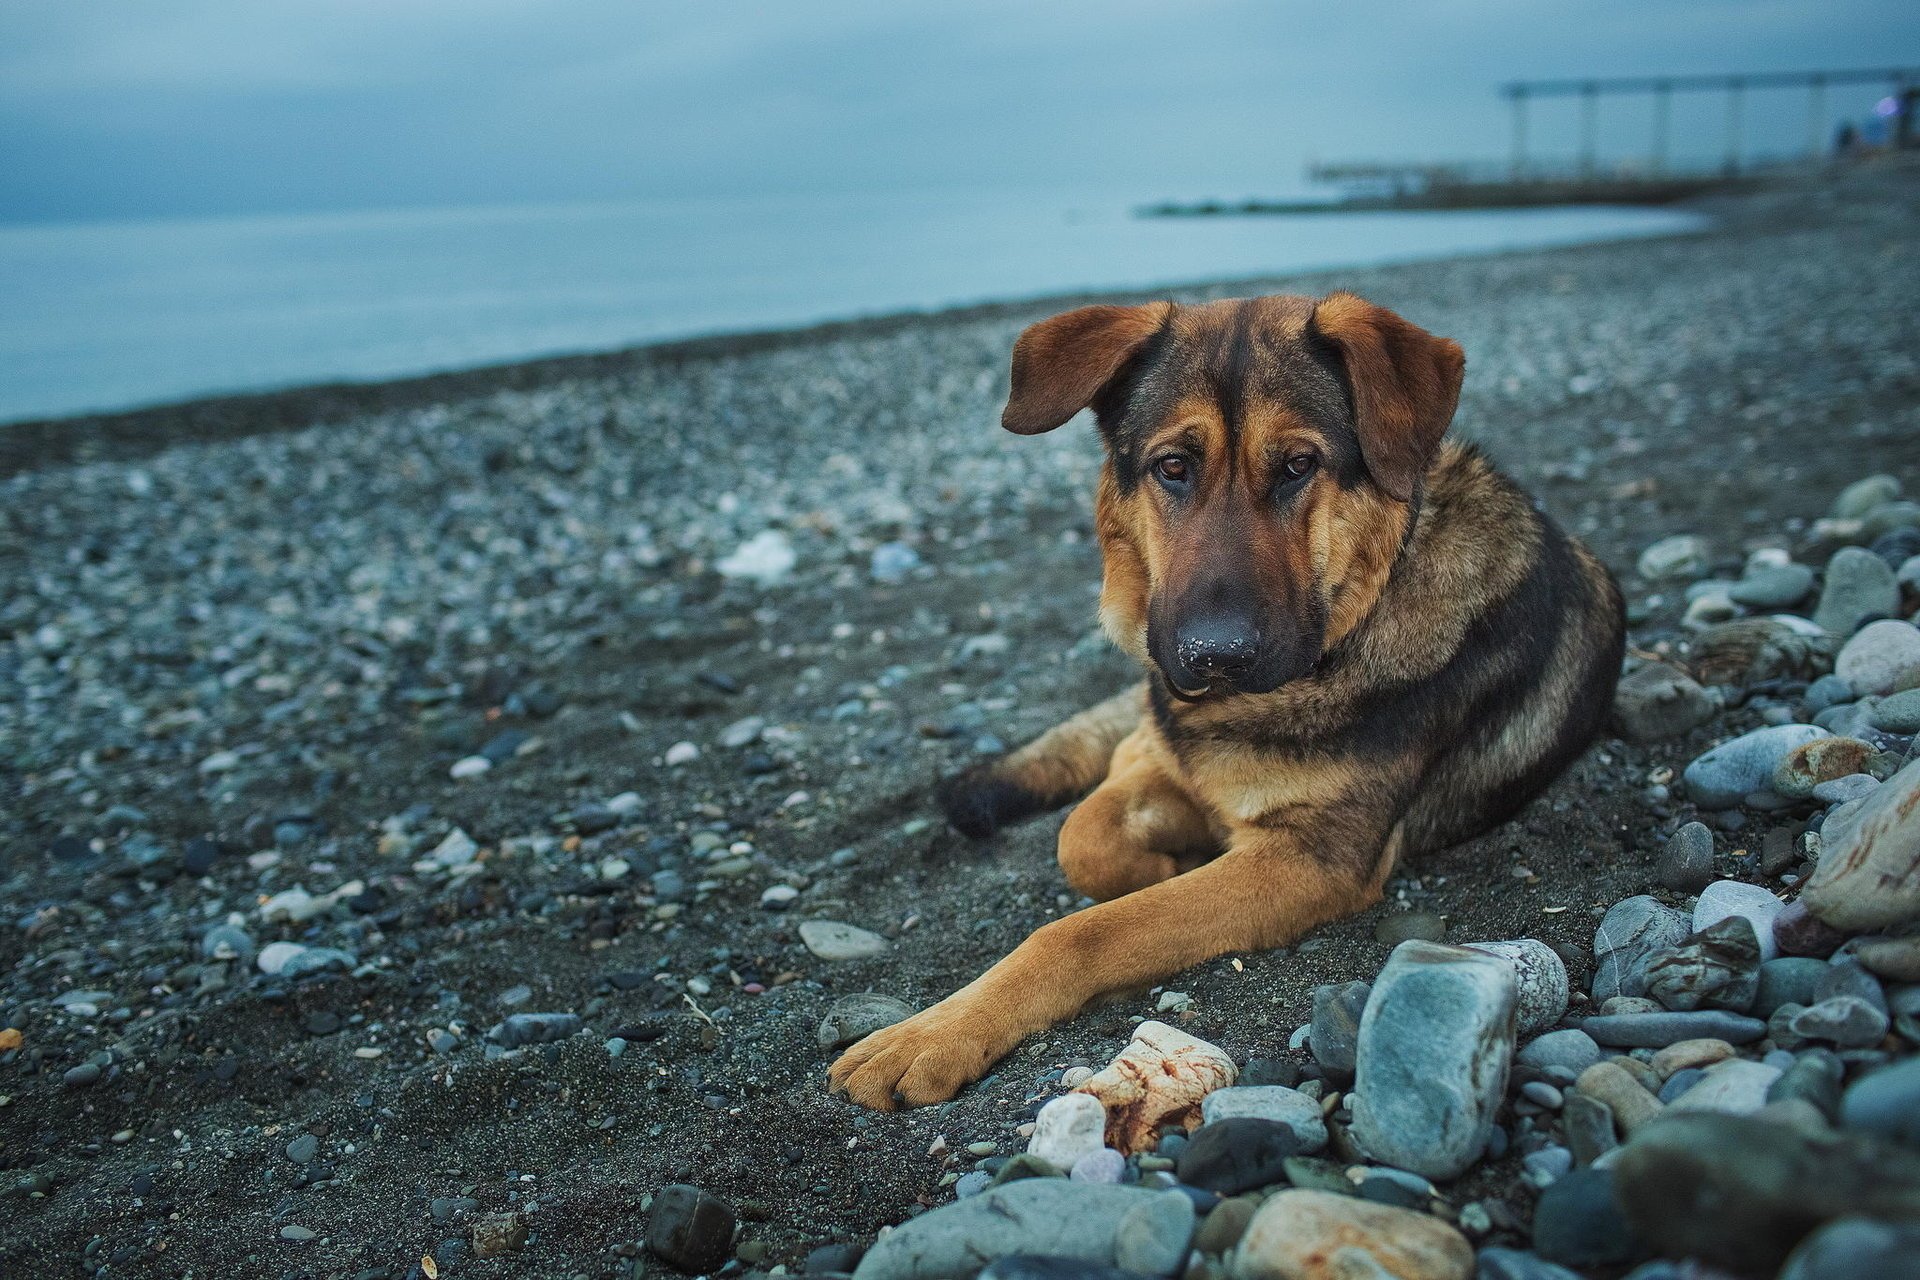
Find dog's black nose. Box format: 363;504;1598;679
1175;616;1260;681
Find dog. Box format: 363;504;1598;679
827;292;1624;1111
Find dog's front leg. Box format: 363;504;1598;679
827;822;1395;1111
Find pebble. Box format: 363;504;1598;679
1192;1196;1257;1255
1814;547;1900;635
1692;881;1783;963
1802;758;1920;932
1871;688;1920;733
850;1182;1194;1280
448;754;492;779
760;884;800;909
716;529;796;585
1198;1087;1328;1154
1350;941;1516;1180
1592;896;1693;1002
1612;662;1717;741
1666;1059;1781;1115
719;715;766;748
1730;561;1816;608
1780;995;1890;1048
1308;980;1368;1080
1637;535;1707;581
1231;1189;1472;1280
1532;1166;1639;1268
1649;1038;1736;1078
1833;475;1902;519
799;920;889;961
1812;773;1881;805
1574;1061;1663;1134
1583;1009;1766;1047
870;542;922;582
1654;822;1715;893
1028;1094;1108;1171
1069;1149;1126;1184
1778;1217;1920;1280
1611;1111;1920;1275
1683;725;1828;809
487;1012;582;1048
647;1184;737;1274
1644;914;1761;1013
1462;938;1569;1038
664;741;700;766
1769;1048;1846;1120
1174;1118;1299;1195
63;1062;102;1088
1562;1092;1618;1166
1834;619;1920;697
817;994;916;1053
1518;1029;1601;1075
285;1133;319;1163
977;1261;1133;1280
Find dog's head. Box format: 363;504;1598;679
1001;293;1463;700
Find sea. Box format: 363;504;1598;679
0;185;1706;424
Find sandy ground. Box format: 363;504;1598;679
3;158;1919;1278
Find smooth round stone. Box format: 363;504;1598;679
1637;535;1708;581
1832;475;1902;520
817;994;916;1053
1193;1197;1257;1255
285;1133;319;1163
63;1062;103;1088
806;1243;868;1274
1814;548;1900;636
1029;1094;1108;1171
1175;1118;1298;1195
1667;1059;1781;1115
1655;822;1715;893
1773;900;1847;958
1839;1058;1920;1145
1518;1029;1601;1075
1693;881;1785;963
1730;562;1815;608
1779;1217;1920;1280
1582;1010;1767;1048
1754;959;1831;1017
1835;620;1920;697
799;920;890;961
860;1182;1193;1280
647;1184;737;1274
978;1260;1134;1280
1463;939;1569;1039
1803;674;1856;715
1113;1190;1197;1275
1658;1067;1704;1103
954;1171;993;1199
1198;1086;1327;1153
1593;897;1693;1002
1532;1167;1640;1268
1069;1149;1125;1184
1812;773;1881;805
1684;726;1828;810
1521;1081;1564;1109
1233;1190;1472;1280
1871;689;1920;734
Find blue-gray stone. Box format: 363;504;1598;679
1754;958;1830;1017
1518;1029;1601;1075
1815;547;1899;636
1840;1058;1920;1146
1198;1086;1327;1153
1684;725;1828;810
1476;1247;1586;1280
1582;1010;1766;1047
1778;1217;1920;1280
489;1012;583;1048
851;1182;1194;1280
1593;896;1693;1002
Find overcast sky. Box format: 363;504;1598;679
2;1;1915;224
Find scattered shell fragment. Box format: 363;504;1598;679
1073;1019;1236;1154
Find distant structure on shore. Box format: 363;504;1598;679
1146;65;1919;215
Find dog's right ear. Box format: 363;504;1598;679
1002;302;1171;435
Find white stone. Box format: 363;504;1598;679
1836;619;1920;697
1028;1093;1109;1171
664;741;700;766
1693;881;1784;963
1462;939;1569;1039
1668;1059;1782;1116
1803;758;1920;932
716;529;797;585
449;754;492;779
799;920;889;961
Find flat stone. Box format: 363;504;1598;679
1612;1112;1920;1276
1192;1197;1257;1256
1813;773;1881;805
1853;935;1920;982
852;1182;1194;1280
1175;1118;1299;1195
1667;1059;1782;1116
1814;547;1900;636
1832;475;1902;520
1693;881;1783;963
1649;1038;1736;1078
1644;915;1761;1013
817;994;916;1053
1582;1010;1767;1048
1839;1058;1920;1146
799;920;890;961
1592;896;1693;1002
1231;1189;1471;1280
1684;725;1829;810
1655;822;1715;893
1309;980;1369;1081
1613;662;1717;742
1198;1087;1327;1154
487;1012;582;1048
1350;941;1516;1181
1730;562;1816;608
1562;1092;1618;1165
1517;1029;1601;1075
1835;620;1920;697
1637;535;1708;581
1872;689;1920;734
1783;995;1890;1048
1802;758;1920;932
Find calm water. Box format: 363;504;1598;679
0;187;1705;424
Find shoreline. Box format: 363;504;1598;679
0;197;1730;479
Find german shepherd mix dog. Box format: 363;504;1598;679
828;293;1624;1110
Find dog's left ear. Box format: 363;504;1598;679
1002;302;1172;435
1311;293;1465;502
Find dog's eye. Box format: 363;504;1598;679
1154;455;1191;486
1281;453;1318;481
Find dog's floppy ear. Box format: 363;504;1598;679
1311;292;1465;502
1002;302;1172;435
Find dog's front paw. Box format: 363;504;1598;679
827;1001;1008;1110
936;767;1044;840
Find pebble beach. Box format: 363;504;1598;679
4;159;1920;1279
